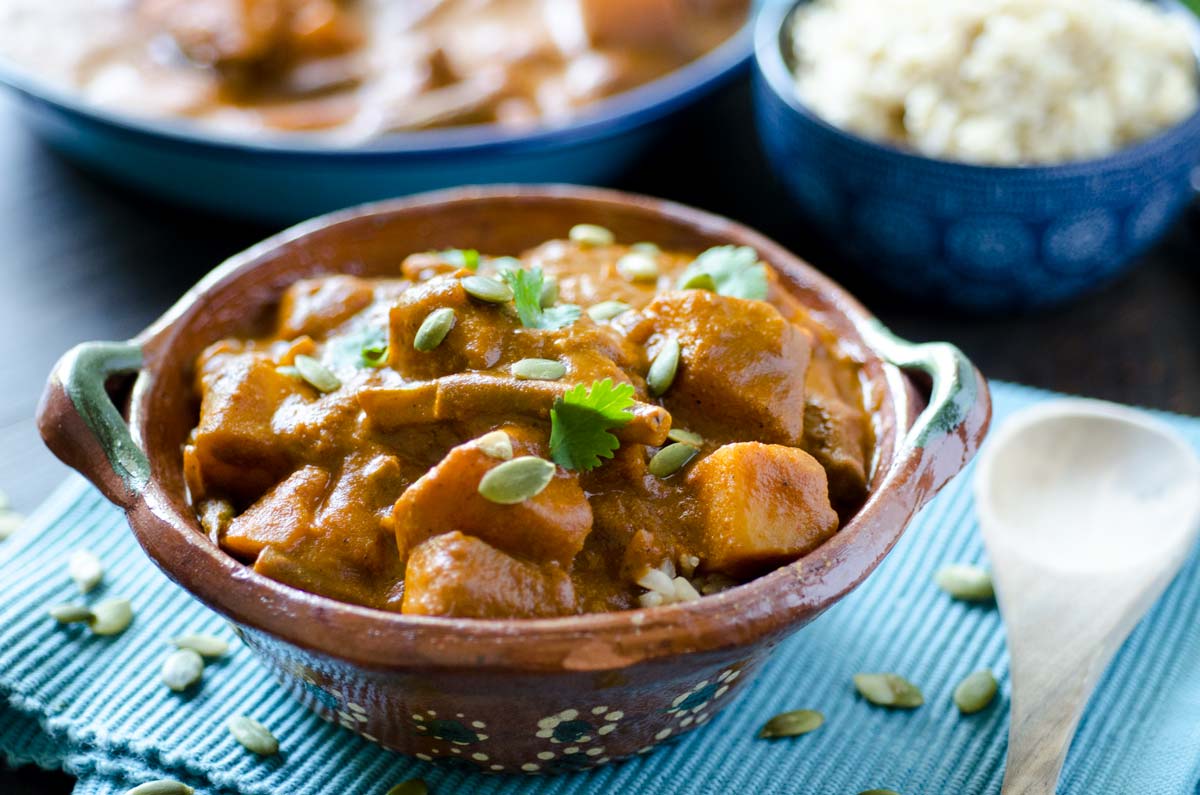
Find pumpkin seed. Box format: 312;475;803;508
667;428;704;446
511;358;566;381
678;269;717;291
632;242;661;255
953;669;998;714
461;275;514;303
161;648;205;692
293;355;341;393
587;301;632;322
478;456;556;504
617;252;659;283
758;709;824;739
568;223;614;247
49;603;94;624
228;715;279;755
649;443;699;478
68;549;104;594
0;511;23;540
853;673;924;708
125;780;195;795
646;339;681;397
414;307;456;352
89;597;134;636
476;431;513;461
934;564;994;602
539;275;559;307
385;781;429;795
171;633;230;658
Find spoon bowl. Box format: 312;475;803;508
975;398;1200;794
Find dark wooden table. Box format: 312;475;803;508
2;77;1198;794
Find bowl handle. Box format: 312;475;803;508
37;340;150;509
861;320;991;506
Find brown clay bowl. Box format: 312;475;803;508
36;185;991;774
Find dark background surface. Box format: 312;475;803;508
2;75;1198;794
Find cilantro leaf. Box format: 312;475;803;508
549;379;636;471
328;325;389;369
502;266;582;330
677;245;768;301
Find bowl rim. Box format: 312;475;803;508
44;185;990;672
0;10;752;160
754;0;1200;177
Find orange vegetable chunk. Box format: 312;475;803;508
402;532;577;618
223;465;330;558
392;437;592;566
686;442;838;576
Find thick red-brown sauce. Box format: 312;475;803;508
186;235;873;618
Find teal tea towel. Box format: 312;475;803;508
2;382;1199;795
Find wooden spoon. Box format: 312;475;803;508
974;399;1200;795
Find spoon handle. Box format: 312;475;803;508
996;568;1176;795
1000;654;1101;795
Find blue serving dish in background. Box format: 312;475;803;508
753;0;1200;312
0;20;751;223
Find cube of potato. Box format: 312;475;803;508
686;443;838;576
638;290;813;446
223;465;330;559
277;275;375;339
192;353;300;501
392;437;593;566
402;532;577;618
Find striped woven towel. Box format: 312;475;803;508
2;381;1198;794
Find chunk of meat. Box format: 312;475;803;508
392;435;593;566
686;442;838;577
358;374;670;445
223;465;329;558
803;354;871;513
402;532;577;618
635;290;813;446
387;276;509;379
255;545;403;611
277;275;375;339
192;350;300;501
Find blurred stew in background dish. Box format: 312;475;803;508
0;0;749;142
0;0;754;221
754;0;1200;314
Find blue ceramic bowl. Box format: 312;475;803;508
753;0;1200;312
0;21;751;223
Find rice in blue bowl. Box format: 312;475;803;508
753;0;1200;312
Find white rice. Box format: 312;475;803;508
789;0;1200;164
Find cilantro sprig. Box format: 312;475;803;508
502;266;581;330
677;246;768;301
328;325;389;370
549;379;636;471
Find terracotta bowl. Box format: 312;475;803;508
37;186;991;774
